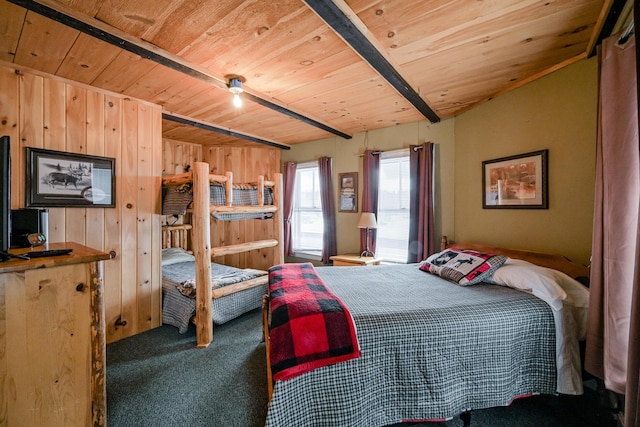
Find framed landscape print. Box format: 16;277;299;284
482;150;548;209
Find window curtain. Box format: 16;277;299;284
282;162;297;257
360;150;380;254
585;27;639;427
408;142;436;263
318;157;337;263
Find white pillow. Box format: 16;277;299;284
161;247;195;266
485;258;589;310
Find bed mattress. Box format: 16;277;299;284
266;263;557;426
162;261;267;333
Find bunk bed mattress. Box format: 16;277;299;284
266;264;558;426
162;183;273;219
162;261;267;333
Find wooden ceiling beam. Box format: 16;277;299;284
8;0;352;141
302;0;440;123
162;112;291;150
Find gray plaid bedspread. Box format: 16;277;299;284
266;264;556;427
162;261;267;333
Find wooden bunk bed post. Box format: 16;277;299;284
193;162;214;347
163;166;283;348
258;175;265;206
264;172;283;400
272;172;284;265
224;171;233;206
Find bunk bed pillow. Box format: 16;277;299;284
420;248;507;286
162;183;193;215
161;248;195;266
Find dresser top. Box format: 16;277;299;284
0;242;111;274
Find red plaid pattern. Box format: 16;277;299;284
268;263;361;381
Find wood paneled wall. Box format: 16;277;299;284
0;63;163;344
163;139;281;271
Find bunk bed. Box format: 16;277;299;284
263;239;590;426
161;227;269;334
162;162;283;347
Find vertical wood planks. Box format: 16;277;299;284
162;138;202;175
64;84;87;245
85;90;105;252
136;104;155;331
103;95;123;342
18;72;43;207
150;106;163;328
3;264;91;426
0;66;19;209
1;64;163;344
119;99;139;335
43;78;68;242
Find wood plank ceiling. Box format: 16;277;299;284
0;0;622;148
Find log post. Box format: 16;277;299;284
193;162;213;347
272;172;284;265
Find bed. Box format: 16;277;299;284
263;240;590;426
162;162;283;347
161;246;268;333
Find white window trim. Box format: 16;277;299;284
292;161;323;260
377;148;411;263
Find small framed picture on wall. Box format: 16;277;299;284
338;172;358;212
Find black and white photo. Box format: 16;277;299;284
26;148;115;208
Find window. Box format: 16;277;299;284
377;149;410;262
292;162;324;258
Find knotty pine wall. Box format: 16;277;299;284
162;138;281;272
0;64;163;344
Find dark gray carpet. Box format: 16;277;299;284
107;309;269;427
107;308;618;427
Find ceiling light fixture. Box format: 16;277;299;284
226;75;245;108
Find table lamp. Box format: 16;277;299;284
357;212;377;257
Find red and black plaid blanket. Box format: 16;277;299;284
268;263;361;381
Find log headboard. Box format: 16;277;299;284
441;236;590;280
162;224;192;252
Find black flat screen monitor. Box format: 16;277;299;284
0;135;10;259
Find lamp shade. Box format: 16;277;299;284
357;212;377;229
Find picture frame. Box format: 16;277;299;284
26;147;116;208
482;149;548;209
338;172;358;212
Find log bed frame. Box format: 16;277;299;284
162;161;284;348
441;236;590;280
262;237;590;424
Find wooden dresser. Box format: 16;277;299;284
0;242;111;427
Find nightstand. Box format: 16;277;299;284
330;254;382;266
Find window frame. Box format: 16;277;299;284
376;148;411;263
291;161;323;260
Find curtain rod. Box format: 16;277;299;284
618;20;634;45
356;150;382;157
356;144;428;156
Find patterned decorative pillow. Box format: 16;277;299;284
162;184;193;215
420;248;507;286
